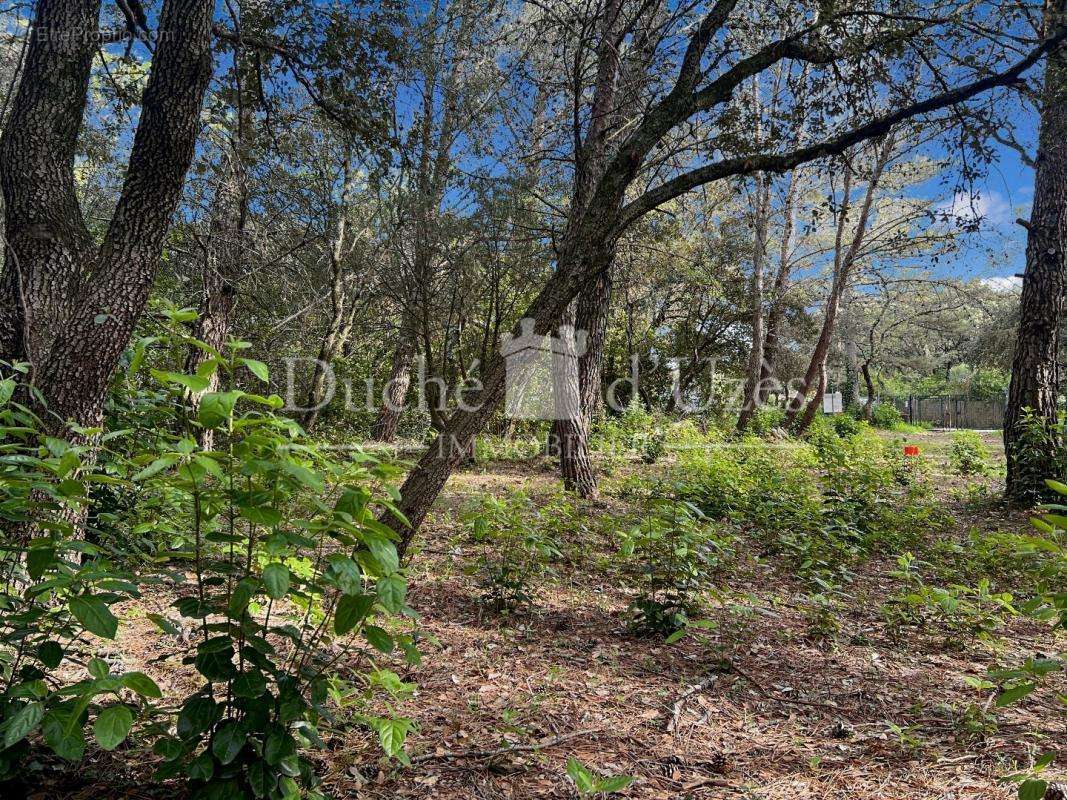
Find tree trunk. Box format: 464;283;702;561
1005;0;1067;502
552;303;598;499
736;170;772;431
304;211;359;432
795;359;827;434
861;360;875;421
185;153;246;449
371;328;415;442
784;134;894;430
758;170;800;404
554;265;611;497
0;0;215;434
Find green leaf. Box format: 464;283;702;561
228;577;259;617
26;547;56;580
1019;779;1048;800
1044;479;1067;496
69;596;119;639
364;625;394;653
42;710;85;760
596;775;634;793
94;705;133;751
133;454;179;481
997;682;1036;707
376;575;406;613
326;556;362;595
187;750;214;781
37;641;63;669
177;696;221;739
199;390;244;429
4;702;44;748
212;720;247;765
232;670;267;699
334;594;375;635
363;533;399;575
238;358;269;383
263;563;290;600
88;657;110;679
122;672;162;699
151;370;209;393
566;757;597;794
374;717;412;759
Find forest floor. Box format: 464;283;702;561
35;430;1065;800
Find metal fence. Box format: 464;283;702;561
894;396;1005;430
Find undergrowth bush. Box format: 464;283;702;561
658;425;947;586
870;403;904;429
619;499;733;636
1;308;418;798
950;431;991;476
461;491;561;613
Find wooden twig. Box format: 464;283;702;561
411;729;597;763
725;659;841;711
667;674;720;733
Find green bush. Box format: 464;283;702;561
462;491;561;612
619;499;732;636
950;431;991;476
0;367;154;780
0;309;419;797
871;403;904;429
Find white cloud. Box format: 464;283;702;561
936;190;1013;228
980;275;1022;292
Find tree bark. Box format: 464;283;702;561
758;169;800;404
304;210;360;432
371;326;416;442
185;152;246;449
861;360;875;421
0;0;215;434
551;304;597;498
1005;0;1067;502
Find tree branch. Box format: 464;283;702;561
615;31;1066;234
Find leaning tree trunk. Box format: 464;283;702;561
0;0;215;434
1005;0;1067;502
795;359;827;434
784;134;894;430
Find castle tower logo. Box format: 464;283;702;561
501;318;588;420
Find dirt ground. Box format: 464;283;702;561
32;429;1066;800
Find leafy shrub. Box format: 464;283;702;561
1007;411;1067;505
462;491;561;613
881;553;1016;640
619;499;732;636
1;310;418;797
950;431;991;476
566;757;633;795
870;402;904;429
0;367;159;779
829;412;861;438
129;323;418;797
749;406;785;437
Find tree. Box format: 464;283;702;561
383;1;1067;550
0;0;216;434
1005;0;1067;502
